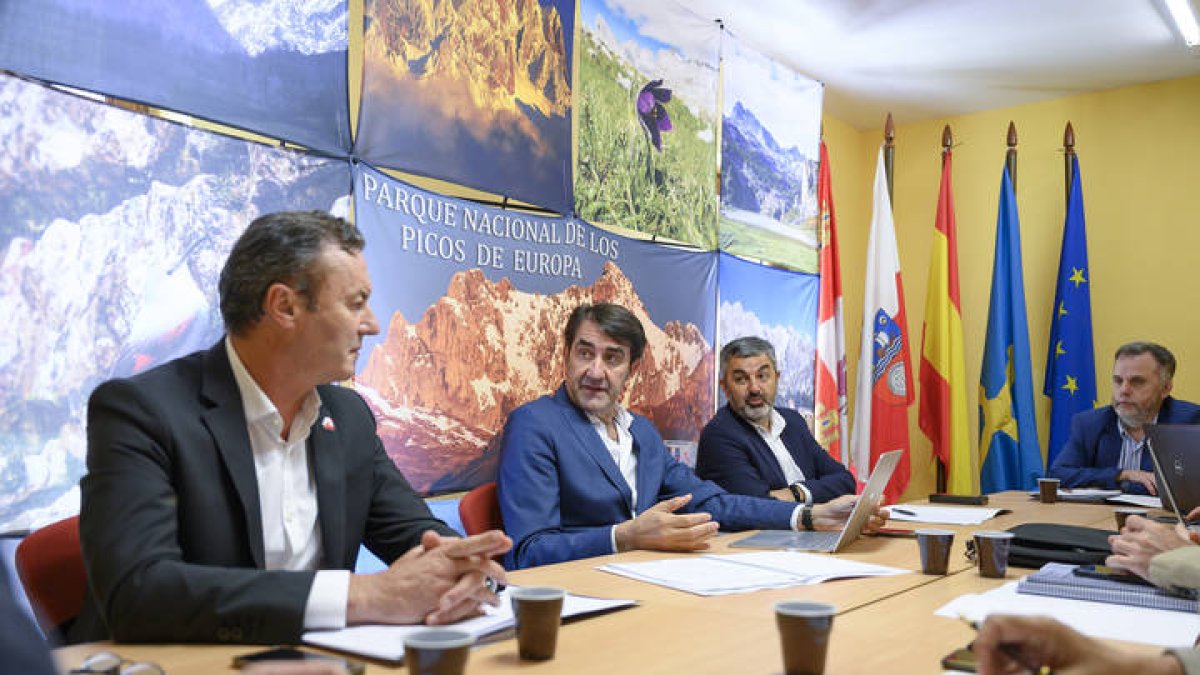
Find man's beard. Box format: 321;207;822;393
739;401;772;423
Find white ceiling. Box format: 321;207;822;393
685;0;1200;130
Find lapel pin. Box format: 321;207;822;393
321;416;336;432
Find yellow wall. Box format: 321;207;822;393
826;74;1200;500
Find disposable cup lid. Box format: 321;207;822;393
404;629;475;650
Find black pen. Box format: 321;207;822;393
891;508;917;516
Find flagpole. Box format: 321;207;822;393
934;124;953;494
884;113;895;203
1063;121;1075;202
1005;121;1018;193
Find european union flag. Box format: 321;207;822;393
979;166;1043;492
1044;155;1097;465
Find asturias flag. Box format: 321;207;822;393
1044;154;1097;465
979;166;1043;492
918;147;975;494
850;146;912;503
814;141;849;464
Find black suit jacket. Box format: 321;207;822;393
695;405;856;503
72;341;454;644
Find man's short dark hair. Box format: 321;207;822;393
563;303;646;364
720;336;777;379
219;211;365;336
1114;341;1176;383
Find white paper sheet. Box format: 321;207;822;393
1107;494;1163;509
935;581;1200;648
596;551;908;596
302;588;635;662
887;504;1005;525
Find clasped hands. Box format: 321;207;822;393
613;493;889;554
347;529;511;626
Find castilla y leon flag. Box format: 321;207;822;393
918;147;975;495
814;140;849;464
849;146;912;503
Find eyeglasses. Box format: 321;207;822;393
69;651;165;675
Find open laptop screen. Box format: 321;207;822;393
1145;424;1200;519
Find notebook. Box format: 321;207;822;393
730;449;902;553
1145;424;1200;518
1017;562;1198;613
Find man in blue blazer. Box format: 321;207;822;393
1050;342;1200;495
497;303;883;570
696;337;855;504
74;212;509;644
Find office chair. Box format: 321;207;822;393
14;515;85;637
458;481;503;536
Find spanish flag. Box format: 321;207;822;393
918;148;976;494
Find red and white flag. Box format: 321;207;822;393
849;146;913;503
813;141;848;464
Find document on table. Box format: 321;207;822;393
303;588;635;662
935;580;1200;648
596;551;908;596
1025;488;1122;502
1106;493;1163;509
887;504;1005;525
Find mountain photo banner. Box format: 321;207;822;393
352;163;716;494
574;0;720;249
719;35;823;272
0;0;351;155
0;74;351;534
716;252;819;418
356;0;574;214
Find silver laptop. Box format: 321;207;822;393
730;449;903;553
1145;424;1200;519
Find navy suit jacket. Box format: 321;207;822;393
497;387;796;569
1049;396;1200;493
695;405;855;503
73;341;454;644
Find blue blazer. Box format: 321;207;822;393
695;405;856;503
497;387;796;569
1049;396;1200;493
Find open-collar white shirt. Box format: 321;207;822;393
226;337;349;629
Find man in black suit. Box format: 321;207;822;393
1;565;55;674
696;336;855;504
73;211;509;644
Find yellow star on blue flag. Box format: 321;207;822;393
1044;155;1096;464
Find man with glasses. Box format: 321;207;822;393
1050;341;1200;495
73;212;509;644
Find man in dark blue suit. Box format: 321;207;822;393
696;337;855;505
1050;342;1200;495
497;303;883;570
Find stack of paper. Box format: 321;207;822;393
597;551;908;596
887;504;1005;525
936;581;1200;648
1107;494;1163;509
303;588;635;662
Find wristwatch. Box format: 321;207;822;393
788;482;812;506
800;504;815;531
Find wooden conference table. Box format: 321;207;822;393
54;492;1166;674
